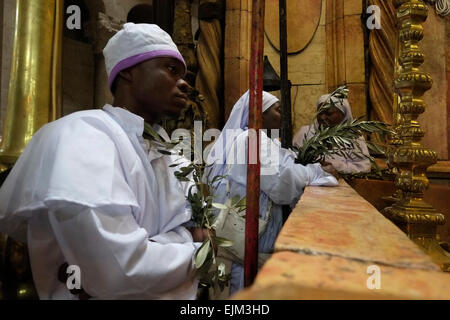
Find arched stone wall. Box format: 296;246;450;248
223;0;367;135
264;0;325;135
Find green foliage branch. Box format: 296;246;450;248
144;123;239;294
293;86;394;172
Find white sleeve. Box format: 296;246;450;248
227;132;338;206
48;203;200;299
260;144;338;205
149;226;195;244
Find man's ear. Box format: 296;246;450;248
118;69;133;83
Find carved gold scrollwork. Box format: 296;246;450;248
383;0;450;272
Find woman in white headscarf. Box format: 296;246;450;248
292;93;371;174
205;91;338;296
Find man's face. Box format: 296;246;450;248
262;101;282;130
128;57;188;122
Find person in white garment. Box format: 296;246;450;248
205;91;339;296
292;93;371;174
0;23;210;300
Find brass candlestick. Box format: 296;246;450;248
383;0;450;272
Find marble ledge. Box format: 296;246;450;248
274;179;440;271
233;252;450;300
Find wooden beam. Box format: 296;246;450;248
245;0;265;288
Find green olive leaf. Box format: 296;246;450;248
194;239;211;269
214;236;234;247
212;203;228;210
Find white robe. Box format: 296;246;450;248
293;125;371;174
213;130;338;294
0;105;201;299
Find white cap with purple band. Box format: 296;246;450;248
103;23;186;92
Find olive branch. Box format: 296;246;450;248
293;118;393;167
173;160;233;293
144;123;237;293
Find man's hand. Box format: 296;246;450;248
189;227;215;243
188;228;218;254
320;161;340;180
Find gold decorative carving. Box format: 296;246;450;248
383;0;450;273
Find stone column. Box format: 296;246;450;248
195;0;224;129
224;0;252;119
325;0;366;119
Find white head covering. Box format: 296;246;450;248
103;23;186;92
205;91;280;179
314;93;353;128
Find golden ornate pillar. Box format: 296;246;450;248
383;0;450;272
0;0;63;167
0;0;63;299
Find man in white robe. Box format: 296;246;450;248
0;23;208;299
